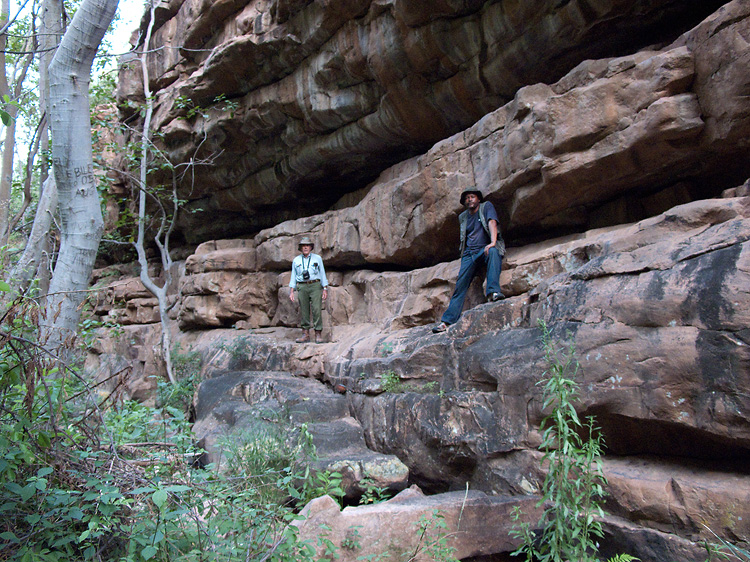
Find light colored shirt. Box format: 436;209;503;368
289;253;329;289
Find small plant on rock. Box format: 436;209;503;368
359;477;392;505
701;525;750;561
409;510;459;562
217;336;253;360
341;526;363;550
381;370;403;393
377;341;394;357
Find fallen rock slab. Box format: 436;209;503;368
294;486;544;562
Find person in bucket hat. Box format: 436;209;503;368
432;187;506;334
289;236;329;343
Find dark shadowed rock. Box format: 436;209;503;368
192;369;409;494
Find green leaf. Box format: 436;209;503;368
0;280;10;292
142;545;158;560
10;483;37;502
0;531;19;542
152;488;168;508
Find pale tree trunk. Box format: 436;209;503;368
0;0;34;245
0;0;11;244
39;0;64;189
6;175;58;292
134;1;177;383
42;0;119;354
7;115;46;237
36;0;65;296
0;0;60;303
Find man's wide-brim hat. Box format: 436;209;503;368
460;188;484;205
298;236;314;249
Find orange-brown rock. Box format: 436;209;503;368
294;488;544;562
116;0;736;243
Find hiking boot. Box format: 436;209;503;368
487;292;505;302
432;322;449;334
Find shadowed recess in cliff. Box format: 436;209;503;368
586;410;750;464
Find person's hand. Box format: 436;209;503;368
322;288;328;301
290;290;295;303
484;243;494;256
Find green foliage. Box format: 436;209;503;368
90;71;117;107
379;370;442;395
299;468;345;507
380;370;402;393
359;477;392;505
376;341;394;357
316;523;340;561
0;294;321;562
218;413;346;512
217;336;253;360
175;94;240;121
511;319;607;562
0;95;12;126
78;316;123;348
161;343;202;411
409;511;459;562
607;555;640;562
702;526;750;561
341;526;362;550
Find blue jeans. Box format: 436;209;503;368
441;247;502;325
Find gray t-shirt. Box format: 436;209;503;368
465;202;499;251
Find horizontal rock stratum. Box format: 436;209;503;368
114;0;741;244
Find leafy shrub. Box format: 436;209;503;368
217;336;253;361
359;477;392;505
0;289;318;562
410;511;459;562
511;319;607;562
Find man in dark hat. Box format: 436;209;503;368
432;188;505;333
289;236;329;343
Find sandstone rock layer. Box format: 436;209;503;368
115;0;739;243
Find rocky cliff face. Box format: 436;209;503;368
114;0;738;245
95;1;750;560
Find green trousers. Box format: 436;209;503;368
297;281;323;331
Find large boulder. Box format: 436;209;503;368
294;487;544;562
192;368;410;495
